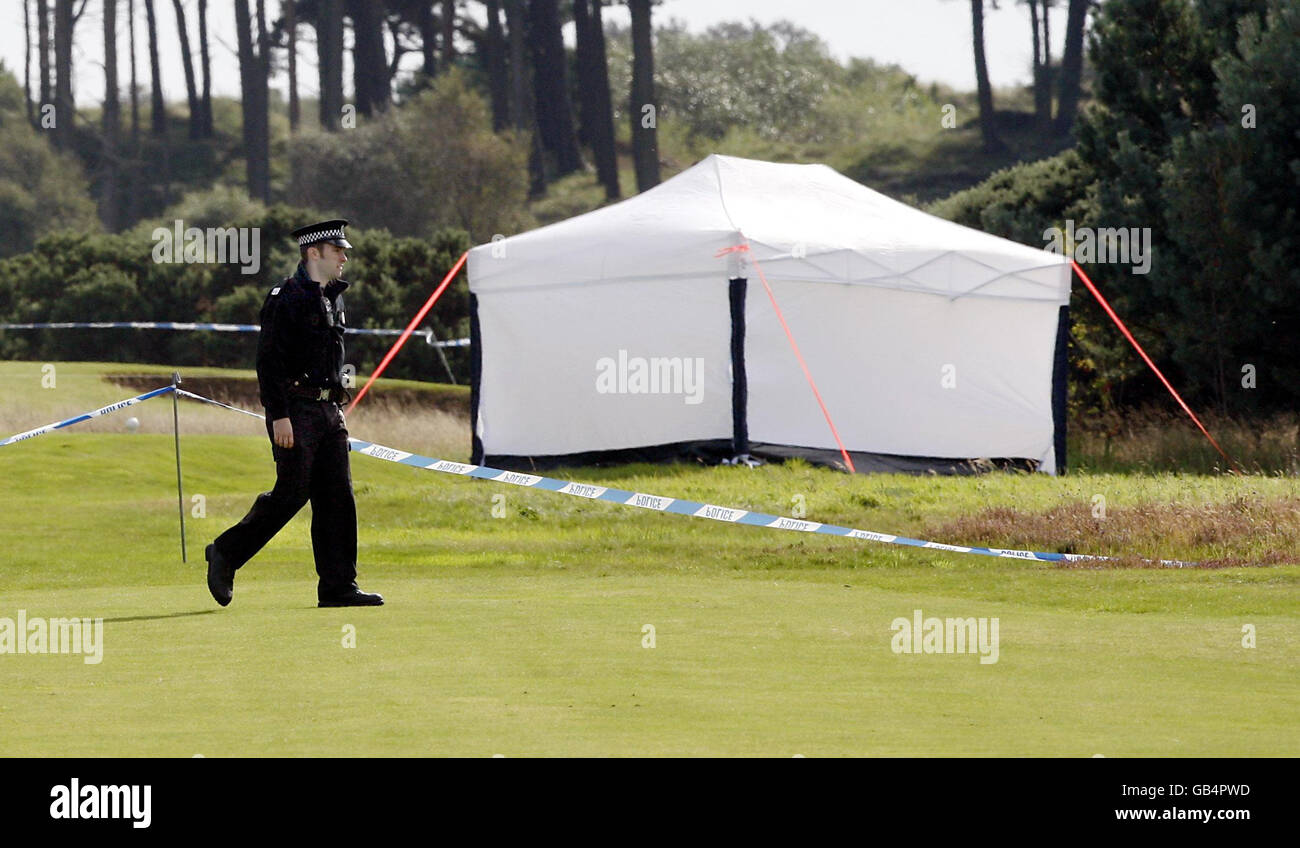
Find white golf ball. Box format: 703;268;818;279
125;417;140;432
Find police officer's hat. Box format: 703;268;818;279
292;219;352;250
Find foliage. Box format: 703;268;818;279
0;204;472;383
938;0;1300;419
1073;0;1300;415
286;71;534;244
0;66;101;258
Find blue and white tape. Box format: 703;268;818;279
0;385;177;447
0;385;1197;568
0;322;469;347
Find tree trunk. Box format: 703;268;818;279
144;0;165;135
53;0;74;147
126;0;140;222
235;0;270;202
24;0;34;124
255;0;271;199
1054;0;1089;135
318;0;344;130
527;0;583;179
573;0;593;147
503;0;542;194
441;0;456;70
285;0;298;132
970;0;1003;154
38;0;51;111
129;0;139;147
485;0;509;131
505;0;528;130
102;0;121;230
199;0;213;136
576;0;618;200
1029;0;1050;127
417;1;436;79
351;0;390;116
629;0;659;190
1043;0;1052;70
171;0;201;139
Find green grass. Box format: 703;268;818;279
1;363;1297;755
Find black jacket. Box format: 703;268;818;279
257;261;350;420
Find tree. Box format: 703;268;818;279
1158;0;1298;413
37;0;51;113
484;0;509;131
1054;0;1091;135
198;0;213;136
128;0;139;147
505;0;528;129
1073;0;1300;414
418;1;436;78
527;0;582;178
143;0;164;135
969;0;1005;153
502;0;542;194
52;0;74;147
171;0;202;139
574;0;619;200
318;0;344;130
235;0;271;201
1026;0;1053;127
23;0;34;124
0;69;101;259
103;0;121;230
442;0;457;68
351;0;391;115
628;0;659;189
284;0;298;132
286;70;532;240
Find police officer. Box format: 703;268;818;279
205;219;383;608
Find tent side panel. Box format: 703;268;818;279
745;282;1060;468
476;277;734;457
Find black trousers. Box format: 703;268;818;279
213;398;358;600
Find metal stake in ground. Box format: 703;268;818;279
172;371;187;563
425;326;457;385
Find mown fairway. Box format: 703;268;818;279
1;363;1297;755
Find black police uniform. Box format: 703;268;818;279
206;220;381;607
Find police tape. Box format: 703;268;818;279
0;385;1197;568
0;385;177;446
0;322;469;347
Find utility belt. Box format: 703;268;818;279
288;382;351;404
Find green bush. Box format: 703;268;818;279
286;70;533;244
0;67;100;258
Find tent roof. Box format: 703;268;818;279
468;154;1070;302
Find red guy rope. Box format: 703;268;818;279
718;243;857;473
347;250;469;414
1071;259;1239;474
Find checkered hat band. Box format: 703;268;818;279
297;228;344;245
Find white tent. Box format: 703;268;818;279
466;154;1072;474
